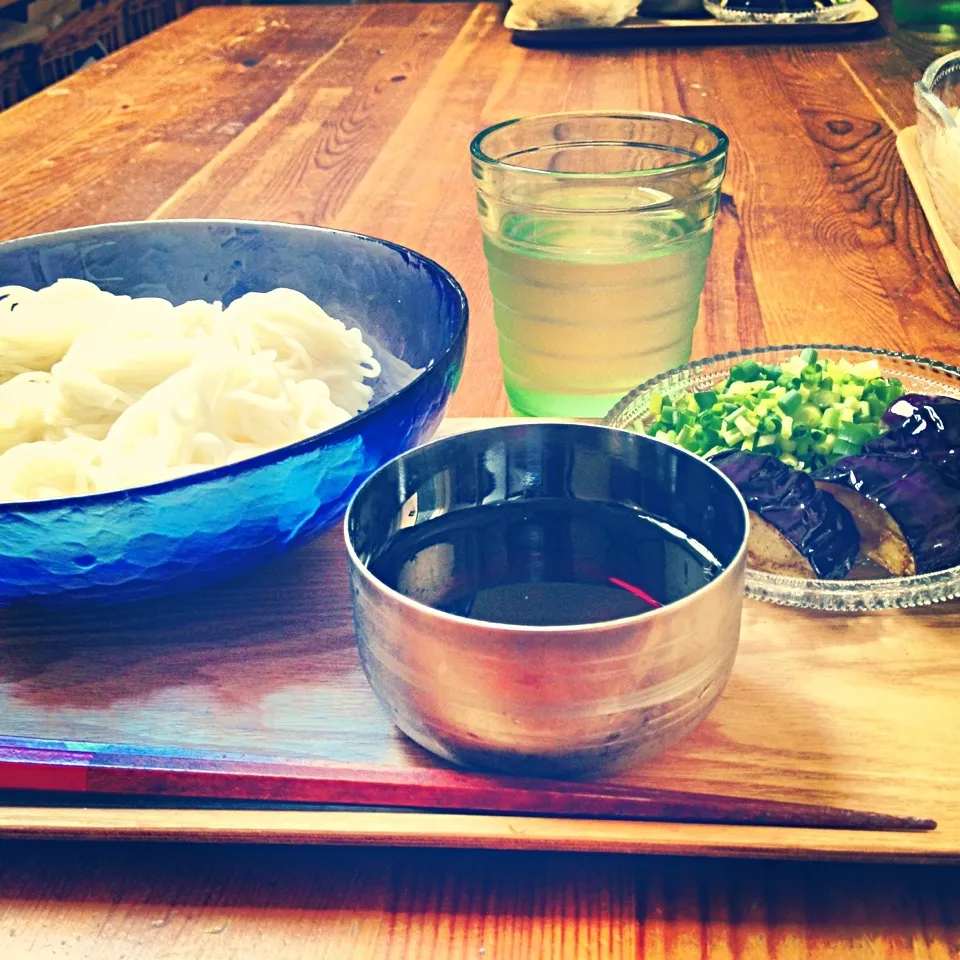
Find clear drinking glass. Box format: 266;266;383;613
470;112;729;419
915;51;960;248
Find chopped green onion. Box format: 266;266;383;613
636;350;904;472
796;404;822;427
778;390;803;416
729;360;762;382
831;439;862;457
808;389;841;408
854;359;882;379
839;382;864;400
837;421;879;446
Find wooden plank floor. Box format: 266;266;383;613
3;841;960;958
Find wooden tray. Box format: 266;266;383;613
504;0;880;47
897;125;960;292
1;417;958;861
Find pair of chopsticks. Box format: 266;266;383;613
0;739;934;832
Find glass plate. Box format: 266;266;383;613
703;0;857;25
604;344;960;612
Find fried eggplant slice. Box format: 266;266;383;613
814;454;960;576
710;451;860;580
865;394;960;487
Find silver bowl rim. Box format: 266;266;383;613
343;421;749;634
0;218;469;511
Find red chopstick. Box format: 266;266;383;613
0;740;934;832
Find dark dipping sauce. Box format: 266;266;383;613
368;498;723;626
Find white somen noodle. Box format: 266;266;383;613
0;279;119;381
0;372;55;454
96;346;354;491
0;435;100;501
223;290;380;415
0;283;385;501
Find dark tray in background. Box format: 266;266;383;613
504;0;880;47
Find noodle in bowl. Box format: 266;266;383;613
0;282;384;500
0;219;468;603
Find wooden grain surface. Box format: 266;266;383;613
3;841;959;960
0;0;957;415
1;2;959;956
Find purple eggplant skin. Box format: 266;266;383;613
709;451;860;580
814;454;960;575
881;394;960;431
866;394;960;486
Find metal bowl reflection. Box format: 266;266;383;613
345;422;748;778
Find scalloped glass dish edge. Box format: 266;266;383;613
702;0;858;25
604;344;960;612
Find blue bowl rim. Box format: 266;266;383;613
0;218;469;512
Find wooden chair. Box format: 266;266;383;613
0;44;40;110
37;0;125;86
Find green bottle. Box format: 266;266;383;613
892;0;960;37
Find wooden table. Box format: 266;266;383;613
1;1;959;955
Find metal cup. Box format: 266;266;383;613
345;423;748;778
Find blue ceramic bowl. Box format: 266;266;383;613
0;219;468;604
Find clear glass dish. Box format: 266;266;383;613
916;51;960;251
604;344;960;612
703;0;857;24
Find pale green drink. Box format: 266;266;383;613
471;114;728;418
